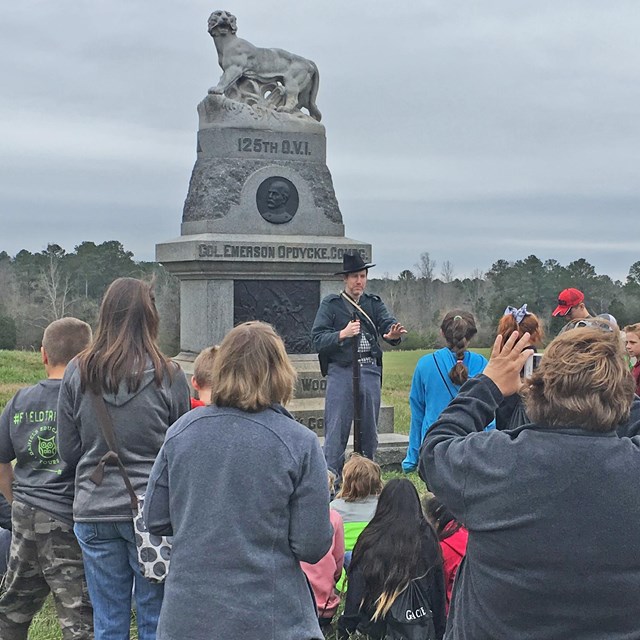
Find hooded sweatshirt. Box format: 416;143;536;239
57;358;190;522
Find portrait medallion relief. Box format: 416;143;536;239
256;176;299;224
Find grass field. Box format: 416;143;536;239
0;350;42;411
0;347;490;639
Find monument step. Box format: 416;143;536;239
318;433;409;472
286;398;394;434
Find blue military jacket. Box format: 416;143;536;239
311;292;400;370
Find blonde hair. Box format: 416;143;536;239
523;328;634;431
210;321;296;412
193;345;219;389
336;454;383;501
624;323;640;339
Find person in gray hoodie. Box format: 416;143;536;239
144;321;333;640
57;278;190;640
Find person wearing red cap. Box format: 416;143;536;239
552;288;591;321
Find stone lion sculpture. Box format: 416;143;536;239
207;10;322;121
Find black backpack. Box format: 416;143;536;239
384;577;436;640
359;577;437;640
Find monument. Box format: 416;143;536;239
157;10;397;445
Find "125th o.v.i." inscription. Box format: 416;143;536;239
237;137;311;156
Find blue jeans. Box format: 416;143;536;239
74;521;164;640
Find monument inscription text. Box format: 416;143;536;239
237;137;312;156
197;243;369;262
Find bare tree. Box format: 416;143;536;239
37;250;73;322
415;252;436;281
441;260;455;283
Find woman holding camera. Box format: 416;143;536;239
421;327;640;639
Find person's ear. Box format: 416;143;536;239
41;346;48;365
191;375;201;392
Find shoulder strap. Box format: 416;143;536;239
89;392;138;510
340;292;378;339
432;353;456;401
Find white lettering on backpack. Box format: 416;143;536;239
405;606;426;621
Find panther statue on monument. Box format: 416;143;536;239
207;10;322;121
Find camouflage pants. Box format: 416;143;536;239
0;501;93;640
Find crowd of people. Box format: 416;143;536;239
0;271;639;639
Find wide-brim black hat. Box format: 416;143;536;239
334;252;375;275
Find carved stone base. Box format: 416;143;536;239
157;234;372;354
286;397;395;435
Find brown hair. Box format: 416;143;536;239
523;328;634;431
336;454;383;502
624;323;640;339
497;311;544;346
192;346;219;390
42;318;92;366
441;310;478;386
210;321;296;412
78;278;170;394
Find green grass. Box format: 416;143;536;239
27;598;138;640
0;350;42;411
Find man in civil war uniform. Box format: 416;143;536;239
311;253;407;478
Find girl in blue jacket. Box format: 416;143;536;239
403;310;488;473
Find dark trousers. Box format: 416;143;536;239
323;362;381;478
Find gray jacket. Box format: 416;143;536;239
145;403;333;640
421;375;640;640
57;358;190;522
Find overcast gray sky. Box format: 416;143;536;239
1;1;638;280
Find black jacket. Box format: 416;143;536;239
337;562;446;640
311;292;399;370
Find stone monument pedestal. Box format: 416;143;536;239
157;58;399;451
156;231;397;439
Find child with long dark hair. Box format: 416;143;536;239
403;311;488;472
337;479;446;640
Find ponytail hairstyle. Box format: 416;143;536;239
441;310;477;386
498;304;544;346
